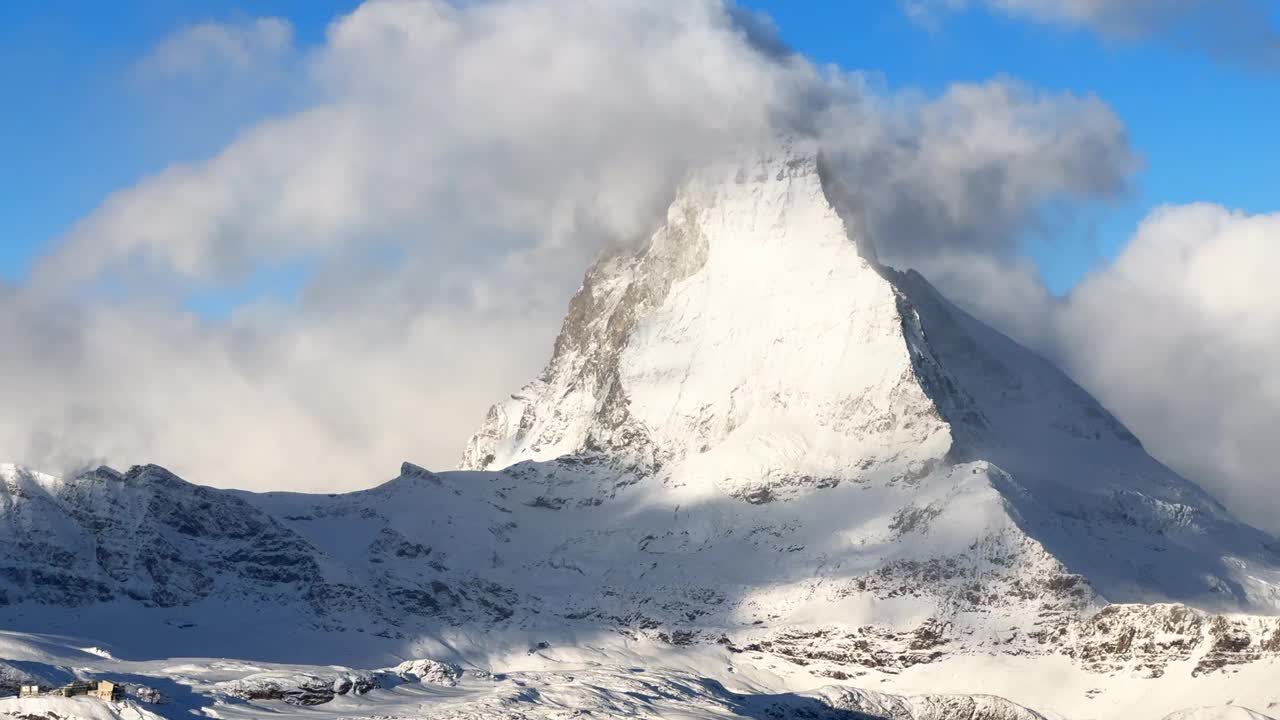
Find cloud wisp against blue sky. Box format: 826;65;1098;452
907;0;1280;71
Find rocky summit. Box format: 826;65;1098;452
2;143;1279;719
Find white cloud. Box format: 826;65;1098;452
3;0;1136;495
816;80;1134;269
1051;204;1280;532
931;0;1198;34
929;205;1280;533
48;0;819;288
0;285;555;493
910;0;1280;70
135;16;295;81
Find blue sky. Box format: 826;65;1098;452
2;0;1276;299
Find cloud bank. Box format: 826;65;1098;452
918;204;1280;533
1050;205;1280;531
4;0;1276;539
2;0;1136;494
12;0;821;490
816;80;1133;268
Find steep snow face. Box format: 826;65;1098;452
463;145;952;501
890;272;1280;611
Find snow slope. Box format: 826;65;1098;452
1163;709;1278;720
0;628;1277;720
3;142;1279;719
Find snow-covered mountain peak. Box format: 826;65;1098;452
460;139;1118;499
462;140;952;502
0;463;60;493
460;141;1280;612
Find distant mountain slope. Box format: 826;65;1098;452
0;463;319;608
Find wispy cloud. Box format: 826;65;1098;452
909;0;1280;70
134;16;295;81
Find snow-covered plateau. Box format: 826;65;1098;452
2;143;1278;719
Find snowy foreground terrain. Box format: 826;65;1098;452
2;144;1279;719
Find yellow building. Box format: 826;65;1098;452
25;680;121;701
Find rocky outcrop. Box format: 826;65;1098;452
384;658;463;686
1038;604;1280;678
215;670;378;706
813;687;1048;720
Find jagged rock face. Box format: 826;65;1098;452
813;687;1049;720
0;464;320;608
0;462;518;629
216;672;351;706
1046;604;1280;678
